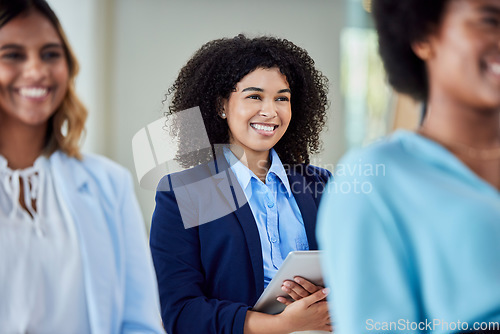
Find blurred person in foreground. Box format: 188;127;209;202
0;0;163;332
318;0;500;333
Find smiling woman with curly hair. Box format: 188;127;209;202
167;34;329;167
150;34;333;334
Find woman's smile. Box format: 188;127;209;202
16;86;50;100
250;122;279;136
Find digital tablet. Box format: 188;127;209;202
253;250;324;315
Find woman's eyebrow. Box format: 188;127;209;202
478;4;500;15
0;43;63;51
242;87;263;92
0;44;23;51
241;87;291;94
42;43;64;50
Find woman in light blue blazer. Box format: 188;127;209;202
0;1;163;333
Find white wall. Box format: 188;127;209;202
47;0;347;228
47;0;112;156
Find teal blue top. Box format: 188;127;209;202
317;130;500;334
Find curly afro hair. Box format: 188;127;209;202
165;34;329;168
372;0;448;101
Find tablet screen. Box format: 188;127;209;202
253;250;324;314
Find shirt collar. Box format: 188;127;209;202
0;154;6;170
222;147;292;196
223;146;253;191
268;149;292;196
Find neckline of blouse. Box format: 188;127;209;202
0;154;48;236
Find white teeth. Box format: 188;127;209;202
491;63;500;75
19;87;48;98
251;123;275;132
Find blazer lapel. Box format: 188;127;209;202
212;150;265;295
212;157;321;294
50;152;115;333
233;201;265;295
287;170;319;250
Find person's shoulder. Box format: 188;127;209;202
339;131;411;166
82;153;128;174
287;163;332;184
305;164;331;179
52;151;133;194
77;153;132;186
52;151;127;174
156;160;216;193
332;131;418;190
305;164;332;181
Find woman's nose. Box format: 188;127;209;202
23;56;47;81
259;100;278;118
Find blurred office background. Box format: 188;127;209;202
47;0;421;229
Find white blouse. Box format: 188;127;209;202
0;155;90;334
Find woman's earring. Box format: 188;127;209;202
220;112;226;119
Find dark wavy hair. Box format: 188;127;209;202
0;0;87;159
372;0;448;101
165;34;329;167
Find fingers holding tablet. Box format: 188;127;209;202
281;276;323;301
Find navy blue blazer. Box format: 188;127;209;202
150;157;331;334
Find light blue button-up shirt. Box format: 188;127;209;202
224;147;309;288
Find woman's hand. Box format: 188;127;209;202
277;288;332;332
244;288;332;334
279;276;323;302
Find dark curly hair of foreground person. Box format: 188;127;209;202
165;34;329;168
372;0;447;102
